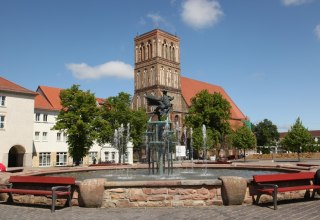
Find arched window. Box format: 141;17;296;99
135;46;139;63
136;71;141;89
142;45;145;61
168;69;171;86
160;66;164;85
138;47;142;62
148;40;152;59
172;47;175;62
143;69;147;87
136;96;140;109
150;67;155;86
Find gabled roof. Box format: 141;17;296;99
34;93;56;111
35;85;105;111
36;86;63;110
0;77;37;96
181;76;247;124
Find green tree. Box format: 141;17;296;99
130;109;149;152
98;92;148;162
254;119;279;154
96;92;132;145
231;125;256;161
280;118;313;161
53;85;100;165
191;127;220;159
185;90;232;156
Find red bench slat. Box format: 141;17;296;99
0;175;76;212
252;171;319;210
8;176;75;185
258;185;320;194
253;172;315;183
0;188;71;196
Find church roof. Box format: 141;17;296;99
181;76;247;127
0;77;37;96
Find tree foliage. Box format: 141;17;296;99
254;119;279;153
97;92;148;157
185;90;232;150
231;125;256;160
280;118;313;153
53;85;99;165
191;127;220;157
53;86;148;165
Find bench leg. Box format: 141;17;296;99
312;190;316;198
304;190;311;199
251;195;256;204
7;192;13;203
51;193;57;213
273;189;278;210
255;194;261;205
65;194;72;207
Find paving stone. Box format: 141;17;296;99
1;198;320;220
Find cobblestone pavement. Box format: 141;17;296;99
1;198;320;220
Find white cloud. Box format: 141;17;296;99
66;61;134;80
314;24;320;40
147;13;166;28
281;0;313;6
181;0;223;29
146;13;176;32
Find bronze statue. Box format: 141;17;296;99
145;90;174;120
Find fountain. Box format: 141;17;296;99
145;117;175;176
31;91;298;209
113;123;130;164
202;124;208;175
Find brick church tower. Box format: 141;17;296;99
132;29;187;125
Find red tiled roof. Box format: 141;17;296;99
280;130;320;138
181;76;247;127
37;86;63;110
34;93;55;110
96;98;105;106
0;77;37;96
35;85;105;111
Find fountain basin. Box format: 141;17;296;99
37;165;298;208
46;167;288;182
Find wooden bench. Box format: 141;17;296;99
0;176;76;212
252;172;320;210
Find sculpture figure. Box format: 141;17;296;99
145;90;174;120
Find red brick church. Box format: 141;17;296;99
131;29;247;128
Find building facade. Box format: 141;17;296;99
0;77;133;168
33;86;133;167
0;77;37;167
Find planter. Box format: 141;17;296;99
219;176;247;205
78;178;105;208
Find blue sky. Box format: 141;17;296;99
1;0;320;132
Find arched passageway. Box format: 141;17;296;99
8;145;25;167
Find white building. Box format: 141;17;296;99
0;77;37;167
0;77;133;168
33;85;133;167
